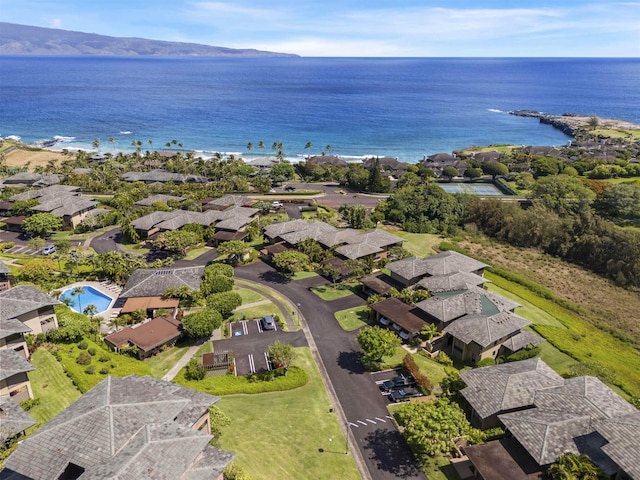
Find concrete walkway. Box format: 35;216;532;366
162;344;201;381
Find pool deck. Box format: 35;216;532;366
58;281;123;333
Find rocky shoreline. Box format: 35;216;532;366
509;110;640;137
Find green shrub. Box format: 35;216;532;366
85;365;96;375
78;340;88;350
209;405;232;438
88;347;97;356
99;366;110;375
185;358;206;381
403;354;434;394
98;353;110;362
476;357;496;368
503;345;541;363
206;291;242;317
435;351;453;366
19;397;41;411
76;351;92;365
224;463;252;480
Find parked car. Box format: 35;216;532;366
41;245;56;255
389;387;423;403
381;374;416;392
284;185;296;192
260;315;276;331
271;201;284;208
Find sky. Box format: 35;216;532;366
1;0;639;57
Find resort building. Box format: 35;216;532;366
0;349;35;401
133;194;186;208
122;169;207;184
1;375;235;480
0;261;11;291
104;315;183;359
387;251;488;287
461;360;640;480
118;266;204;319
0;397;36;445
0;285;60;359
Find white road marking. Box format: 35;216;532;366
264;351;271;370
375;417;386;422
248;354;255;373
386;415;393;419
348;422;359;428
242;321;248;335
357;420;367;426
366;419;377;425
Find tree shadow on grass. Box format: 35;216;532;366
336;350;366;375
362;427;424;479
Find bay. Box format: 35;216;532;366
0;56;638;162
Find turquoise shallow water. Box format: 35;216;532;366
1;57;638;162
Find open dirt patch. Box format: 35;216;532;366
4;148;67;169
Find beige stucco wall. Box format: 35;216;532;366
0;372;33;401
18;307;58;335
0;334;30;360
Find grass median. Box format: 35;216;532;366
213;348;360;480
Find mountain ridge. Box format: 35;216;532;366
0;22;298;57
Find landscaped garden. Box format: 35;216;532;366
214;348;360;480
311;281;360;301
334;305;373;331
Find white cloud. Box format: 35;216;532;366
48;18;62;28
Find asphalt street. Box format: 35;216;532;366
236;261;427;480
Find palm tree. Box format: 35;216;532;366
548;452;605;480
71;286;85;313
258;140;265;150
108;137;115;152
304;141;313;158
92;138;101;151
247;142;254;152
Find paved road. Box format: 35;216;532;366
90;227;122;254
236;261;426;480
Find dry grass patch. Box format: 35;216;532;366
4;148;67;168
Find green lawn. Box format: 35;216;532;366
381;347;452;386
536;340;578;375
183;246;211;260
214;348;360;480
51;337;152;392
600;176;640;184
27;348;82;425
291;271;319;281
485;280;565;328
380;229;442;257
231;302;283;321
334;305;373;331
235;287;266;305
311;282;359;301
145;343;191;378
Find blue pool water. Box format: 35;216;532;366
59;286;114;314
439;183;503;196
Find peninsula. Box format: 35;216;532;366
0;22;298;57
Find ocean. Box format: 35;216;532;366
0;56;638;163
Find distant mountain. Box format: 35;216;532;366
0;22;298;57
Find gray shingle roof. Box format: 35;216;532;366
9;185;79;202
533;376;637;420
416;271;489;293
263;219;311;240
499;408;592;465
421;250;488;276
0;349;35;381
502;330;546;353
131;211;180;231
335;242;382;260
0;398;36;443
595;412;640;479
279;221;337;245
2;375;232;480
460;358;564;420
206;194;249;207
119;266;204;298
0;260;10;274
122;170;206;183
0;317;33;340
443;311;530;347
387;256;432;283
0;286;60;322
317;228;361;248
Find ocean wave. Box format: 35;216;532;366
5;135;21;141
487;108;504;113
53;135;76;142
120;131;132;135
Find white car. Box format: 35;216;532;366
272;201;284;208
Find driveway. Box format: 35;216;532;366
235;261;426;480
90;227;121;254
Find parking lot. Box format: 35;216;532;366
214;321;307;376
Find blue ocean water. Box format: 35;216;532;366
0;56;638;162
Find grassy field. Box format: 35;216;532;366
145;343;191;378
235;287;266;305
485;276;565;328
484;270;640;397
214;348;360;480
380;228;442;257
334;305;373;331
291;271;319;281
311;282;359;301
231;302;283;322
27;348;82;425
382;347;452;386
51;338;152;392
600;176;640;185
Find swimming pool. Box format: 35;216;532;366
439;183;504;196
59;286;114;314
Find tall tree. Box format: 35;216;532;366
548;452;606;480
22;213;63;238
356;326;401;362
267;340;297;374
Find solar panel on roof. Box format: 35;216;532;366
154;269;174;275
